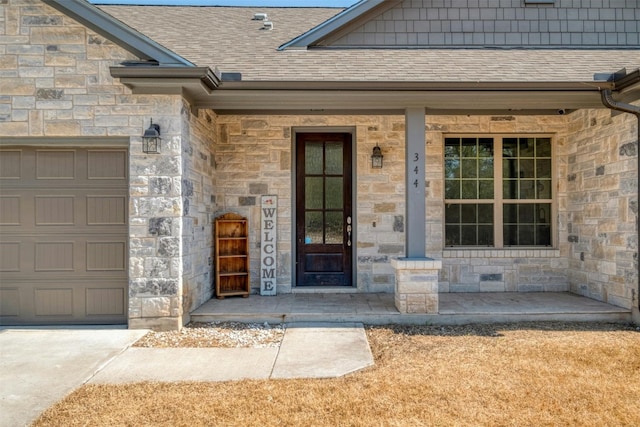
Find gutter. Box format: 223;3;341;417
214;80;613;92
110;66;221;91
598;69;640;312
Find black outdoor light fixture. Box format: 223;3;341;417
371;144;383;169
142;118;161;154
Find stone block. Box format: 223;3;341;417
129;316;182;332
0;78;34;95
140;296;171;317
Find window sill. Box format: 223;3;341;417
443;248;559;258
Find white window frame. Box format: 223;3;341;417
443;134;556;249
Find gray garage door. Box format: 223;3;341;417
0;147;128;325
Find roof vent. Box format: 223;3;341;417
253;12;268;21
262;21;274;30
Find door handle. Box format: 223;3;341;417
346;216;352;247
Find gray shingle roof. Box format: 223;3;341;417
99;5;640;83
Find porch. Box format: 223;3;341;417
190;292;632;325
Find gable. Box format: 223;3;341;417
43;0;192;66
286;0;639;49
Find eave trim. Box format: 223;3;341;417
215;80;614;91
110;66;220;90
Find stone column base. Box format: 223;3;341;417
391;257;442;314
129;316;183;332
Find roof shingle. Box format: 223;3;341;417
100;5;640;83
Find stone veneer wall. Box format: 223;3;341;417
215;115;407;294
1;0;215;330
426;114;571;293
564;107;638;310
215;113;598;296
180;108;217;319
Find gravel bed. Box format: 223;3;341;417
134;321;285;348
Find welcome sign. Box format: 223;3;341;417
260;195;277;296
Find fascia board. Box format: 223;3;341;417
43;0;193;67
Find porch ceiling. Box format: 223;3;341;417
111;67;640;115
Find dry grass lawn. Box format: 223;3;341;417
34;322;639;426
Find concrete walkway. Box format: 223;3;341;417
0;323;373;427
89;322;372;384
0;328;147;427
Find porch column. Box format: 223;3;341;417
405;107;426;257
392;108;441;314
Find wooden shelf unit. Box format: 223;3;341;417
214;213;250;299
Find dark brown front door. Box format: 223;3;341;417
296;133;352;286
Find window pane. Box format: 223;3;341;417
503;138;518;157
445;225;460;246
305;177;323;209
461;225;477;245
445;204;460;223
324;212;343;244
478;180;494;199
503;179;518;199
325;142;343;175
461;138;477;156
503;203;551;247
519;180;535;199
444;138;460;157
536;159;552;178
446;203;494;247
519;138;535;157
518;204;535;223
305;212;323;243
325;177;343;209
503;159;518;179
445;179;460;199
478;204;493;223
305;142;323;175
478;138;493;157
519;159;535;178
478;225;494;246
537;204;551;224
503;204;517;223
478;158;493;178
537;180;551;199
518;225;535;245
504;225;518;246
461;204;476;223
536;226;551;245
462;180;477;199
536;138;552;157
461;159;477;178
445;159;460;179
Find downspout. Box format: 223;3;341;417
599;89;640;313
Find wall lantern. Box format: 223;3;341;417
142;119;161;154
371;144;383;169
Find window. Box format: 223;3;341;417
444;136;553;248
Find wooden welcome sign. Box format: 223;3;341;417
260;195;277;295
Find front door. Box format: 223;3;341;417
296;133;353;286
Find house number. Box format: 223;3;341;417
413;152;420;188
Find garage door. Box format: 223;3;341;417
0;147;128;325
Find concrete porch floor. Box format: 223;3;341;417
191;292;632;325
